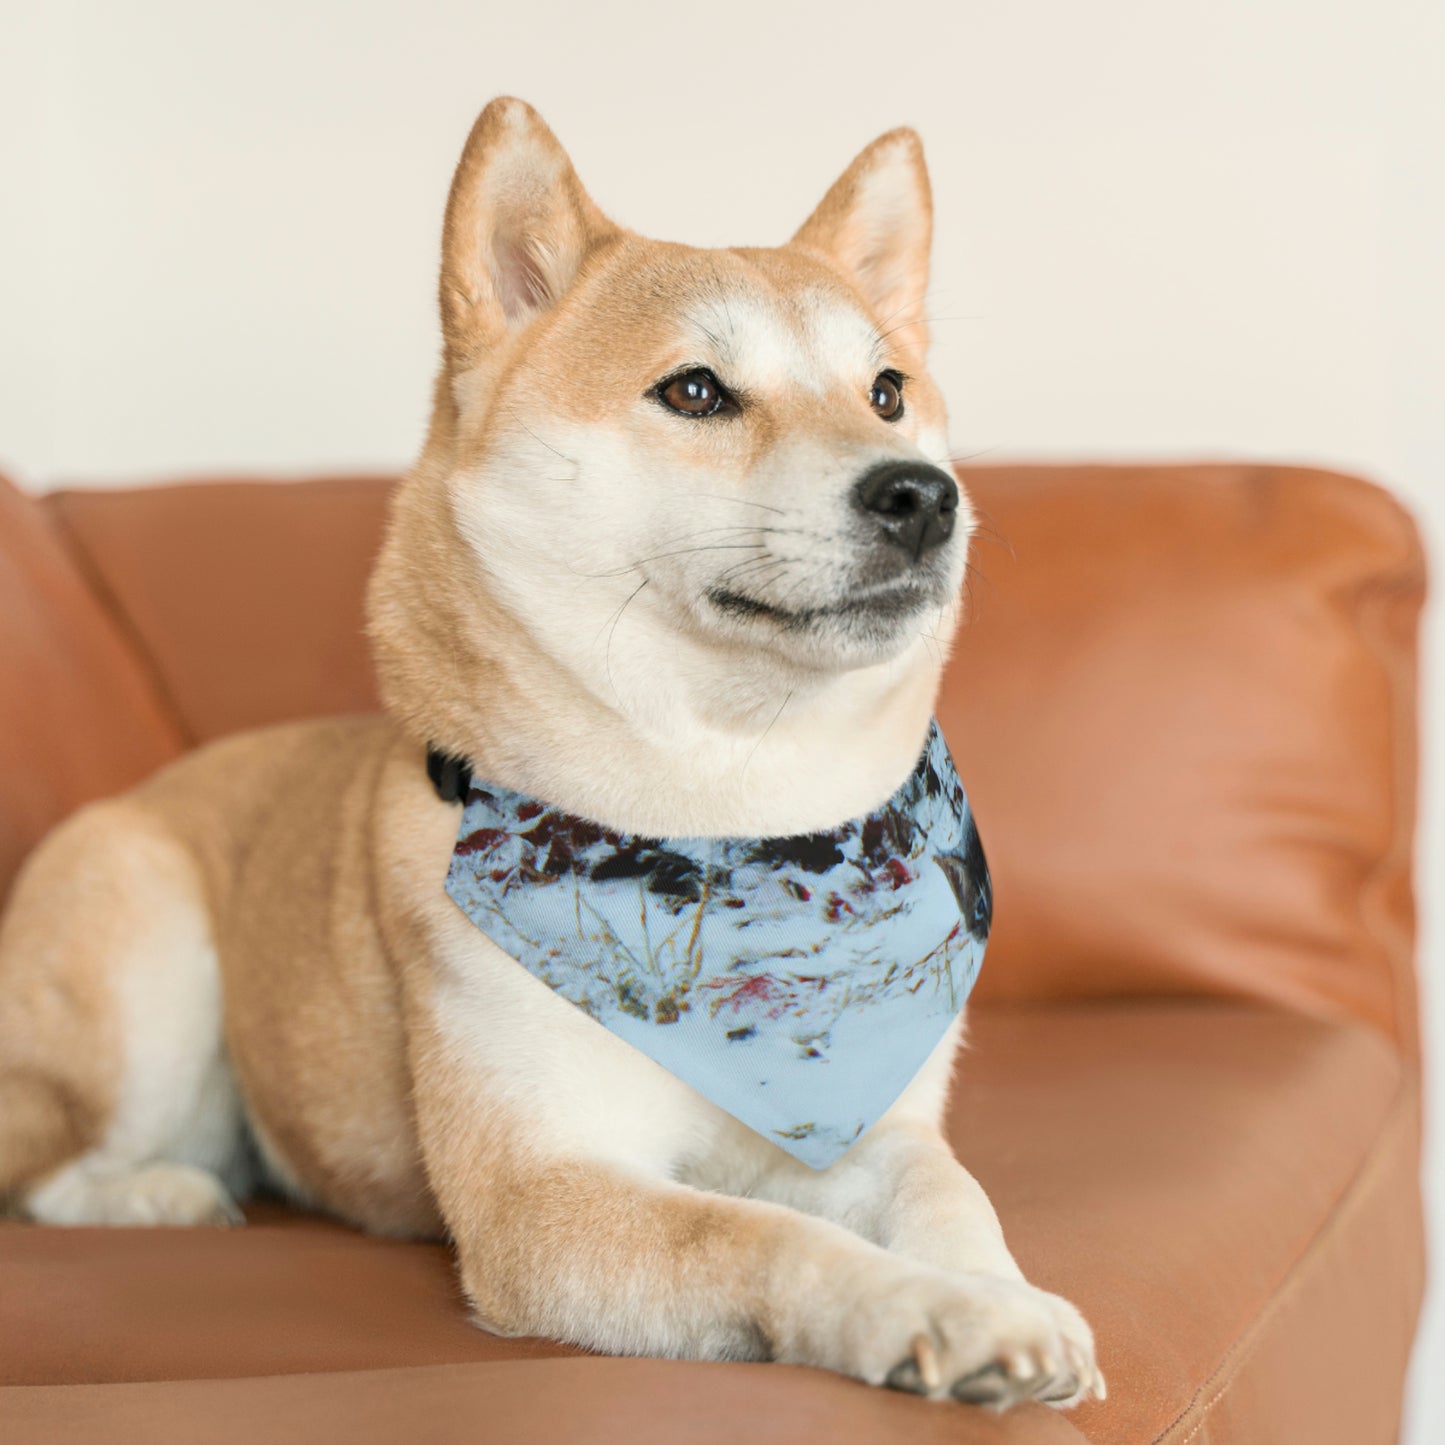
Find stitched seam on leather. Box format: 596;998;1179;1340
1237;466;1426;1062
44;495;198;751
1351;564;1427;1068
1302;466;1427;1064
1150;1077;1413;1445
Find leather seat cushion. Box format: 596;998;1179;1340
1;1001;1421;1445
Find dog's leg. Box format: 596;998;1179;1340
434;1144;1096;1405
757;1119;1025;1277
746;1025;1104;1406
752;1022;1021;1276
753;1121;1107;1403
0;801;247;1225
416;1049;1099;1406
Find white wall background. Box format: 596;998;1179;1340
1;0;1440;1435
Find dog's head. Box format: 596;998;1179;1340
370;98;970;757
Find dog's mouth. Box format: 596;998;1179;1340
705;576;937;631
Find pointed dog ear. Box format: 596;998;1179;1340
791;128;933;350
439;97;618;366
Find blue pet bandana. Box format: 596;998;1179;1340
438;722;990;1168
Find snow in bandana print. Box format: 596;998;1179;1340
443;722;990;1168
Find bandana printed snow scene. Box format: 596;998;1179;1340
442;721;991;1168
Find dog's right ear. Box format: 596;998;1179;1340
439;98;617;367
790;128;932;349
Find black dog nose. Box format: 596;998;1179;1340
853;461;960;560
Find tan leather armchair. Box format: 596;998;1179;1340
0;462;1426;1444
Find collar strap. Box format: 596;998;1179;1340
426;746;472;803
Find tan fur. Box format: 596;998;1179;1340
0;98;1101;1406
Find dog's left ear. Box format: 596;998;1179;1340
791;128;933;348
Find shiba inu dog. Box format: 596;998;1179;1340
0;97;1102;1409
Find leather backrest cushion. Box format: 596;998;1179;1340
40;464;1424;1047
0;474;183;904
48;477;390;743
946;464;1422;1055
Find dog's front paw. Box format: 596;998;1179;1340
821;1267;1105;1408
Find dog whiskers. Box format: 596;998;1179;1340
573;542;766;581
955;497;1014;561
772;557;832;613
714;552;791;585
741;688;794;781
875;313;980;346
499;403;580;470
686;493;790;516
599;578;650;705
707;557;793;602
916;603;949;665
570;522;812;582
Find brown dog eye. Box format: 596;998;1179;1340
870;371;904;421
659;369;726;417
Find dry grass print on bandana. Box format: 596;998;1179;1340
444;723;990;1167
